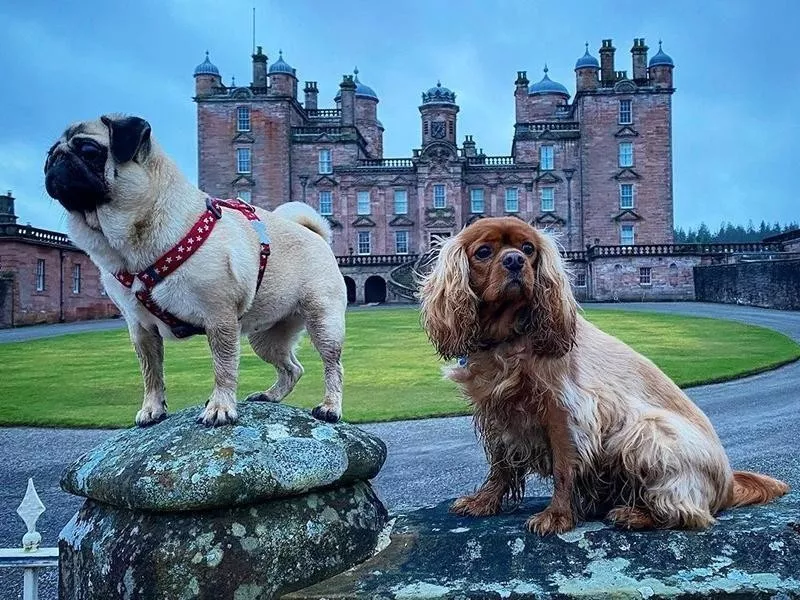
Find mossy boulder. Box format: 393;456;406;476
61;402;386;511
60;481;388;600
58;403;389;600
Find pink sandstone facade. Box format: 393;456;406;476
194;38;675;262
0;192;120;327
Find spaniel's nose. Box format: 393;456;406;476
502;251;526;272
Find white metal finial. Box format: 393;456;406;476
17;479;45;551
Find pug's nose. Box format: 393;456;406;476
502;251;525;272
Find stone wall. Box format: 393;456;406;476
0;240;119;327
694;259;800;311
588;255;698;302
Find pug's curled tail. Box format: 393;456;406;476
273;201;332;244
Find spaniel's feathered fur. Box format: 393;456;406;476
420;217;788;534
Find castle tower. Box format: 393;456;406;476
268;51;297;98
599;39;616;86
419;82;459;147
575;44;600;92
648;41;675;89
334;68;383;157
193;51;222;97
251;45;268;88
0;191;17;225
631;38;649;84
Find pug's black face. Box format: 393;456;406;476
44;124;111;213
44;116;151;214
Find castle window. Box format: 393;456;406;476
619;99;632;125
433;184;446;209
620;184;634;209
505;188;519;213
318;149;332;174
357;191;371;215
470;189;485;213
35;259;45;291
575;272;586;287
318;190;333;216
540;187;554;212
619;142;633;168
620;224;635;245
448;121;454;136
394;190;408;215
357;231;371;255
237;190;252;203
72;264;81;294
395;231;409;254
237;106;251;132
639;267;652;285
540;145;554;170
423;121;429;135
236;148;251;173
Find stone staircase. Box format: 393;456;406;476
387;250;440;302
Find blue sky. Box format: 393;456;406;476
1;0;797;233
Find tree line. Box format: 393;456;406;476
674;220;799;244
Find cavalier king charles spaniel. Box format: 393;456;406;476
420;217;788;535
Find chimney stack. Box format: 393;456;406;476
599;39;616;86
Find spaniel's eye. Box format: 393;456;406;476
475;245;492;260
521;242;535;256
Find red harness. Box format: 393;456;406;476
114;197;271;339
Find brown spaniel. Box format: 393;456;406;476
420;217;788;535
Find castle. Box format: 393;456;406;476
193;37;677;302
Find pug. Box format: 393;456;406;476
44;114;347;427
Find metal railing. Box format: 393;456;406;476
0;479;58;600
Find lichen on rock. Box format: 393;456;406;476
60;402;387;511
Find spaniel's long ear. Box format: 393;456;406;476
527;232;578;357
418;237;479;360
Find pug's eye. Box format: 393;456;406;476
521;242;535;256
76;140;102;160
475;245;492;260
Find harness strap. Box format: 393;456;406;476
113;197;270;338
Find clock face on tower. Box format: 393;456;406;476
431;121;446;139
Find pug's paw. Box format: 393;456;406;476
197;399;238;427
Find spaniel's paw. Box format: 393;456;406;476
606;506;656;530
526;508;575;535
450;494;501;517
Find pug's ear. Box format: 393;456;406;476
100;116;151;163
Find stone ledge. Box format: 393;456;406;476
285;496;800;599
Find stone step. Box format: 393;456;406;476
285;496;800;599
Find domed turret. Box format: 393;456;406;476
575;44;600;70
648;41;674;67
335;68;379;102
422;81;456;105
268;50;297;98
194;51;222;97
528;66;570;98
575;44;600;92
268;50;294;74
648;41;674;89
194;51;219;76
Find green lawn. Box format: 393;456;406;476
0;308;798;428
